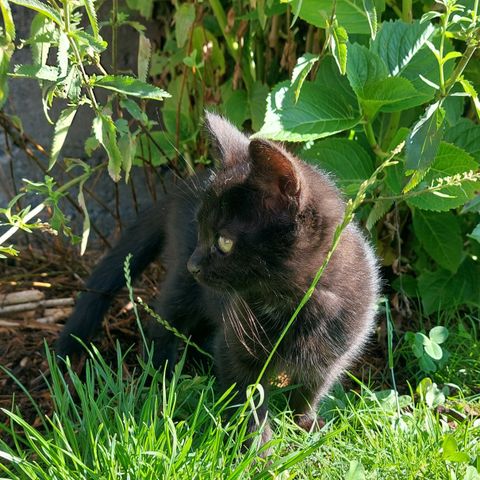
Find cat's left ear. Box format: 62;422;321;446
248;138;301;203
205;111;250;167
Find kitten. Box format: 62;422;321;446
56;112;379;445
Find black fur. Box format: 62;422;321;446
56;113;379;444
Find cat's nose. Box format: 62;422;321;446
187;259;201;277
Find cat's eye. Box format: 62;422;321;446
217;235;234;254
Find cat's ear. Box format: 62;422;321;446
248;138;301;202
205;112;249;166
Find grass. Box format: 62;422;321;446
0;308;479;479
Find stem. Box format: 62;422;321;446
364;121;388;159
208;0;239;62
438;5;449;96
382;112;401;151
402;0;412;23
444;41;479;94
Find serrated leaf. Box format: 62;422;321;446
371;20;435;76
1;0;15;41
291;53;319;101
412;210;462;272
429;326;449;344
366;198;393;231
459;77;480;120
77;180;90;255
256;70;360;142
289;0;385;34
82;0;99;39
404;101;445;192
301;138;374;195
444;118;480;162
137;33;151;83
49;106;77;169
418;258;480;314
120;98;147;123
57;31;69;78
407;142;478;211
10;0;62;26
329;25;348;75
12;64;59;81
118;133;135;183
30;14;53;67
175;3;195;48
362;0;377;39
93;75;170;101
92;114;122;181
462;194;480;213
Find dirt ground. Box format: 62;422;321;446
0;241;387;443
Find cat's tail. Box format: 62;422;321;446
55;205;167;360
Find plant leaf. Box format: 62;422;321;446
256;58;360;142
82;0;99;39
289;0;385;34
329;25;348;74
93;75;170;101
362;0;377;39
371;20;435;76
10;0;62;26
290;53;319;101
444;118;480;161
404;101;445;192
429;326;449;344
175;2;195;48
0;0;16;40
412;209;462;272
92;114;122;181
137;34;151;83
468;223;480;244
12;64;59;81
423;337;443;360
301;138;374;195
49;106;77;169
77;179;90;255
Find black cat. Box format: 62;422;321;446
56;112;379;444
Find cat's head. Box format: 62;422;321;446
186;113;338;294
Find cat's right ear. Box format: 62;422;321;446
205;112;250;167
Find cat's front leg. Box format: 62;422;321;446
214;333;272;451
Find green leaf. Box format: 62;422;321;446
423;337;443;360
289;0;385;34
459;77;480;120
404;101;445;192
10;0;62;26
222;88;249;128
256;66;360;142
134;131;171;166
345;460;366;480
442;435;471;463
120;98;147;123
30;14;53;67
249;82;269;131
362;0;377;39
137;33;151;83
429;326;449;344
418;258;480;315
118;133;135;183
49;106;77;169
77;179;90;255
346;43;427;117
301;138;374;195
93;75;170;101
82;0;99;39
291;53;319;101
57;31;69;78
0;0;15;40
444;118;480;162
468;223;480;244
92;114;122;181
406;142;478;211
175;3;195;48
412;210;462;272
329;25;348;74
366;198;393;231
462;194;480;214
371;20;435;76
12;64;59;81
